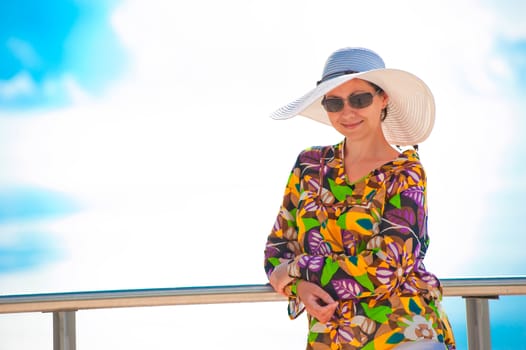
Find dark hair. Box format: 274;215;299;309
367;81;388;121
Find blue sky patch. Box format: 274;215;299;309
0;187;79;224
497;38;526;92
0;231;63;274
0;186;77;274
0;0;126;110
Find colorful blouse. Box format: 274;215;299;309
264;141;456;350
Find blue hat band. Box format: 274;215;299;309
316;70;358;86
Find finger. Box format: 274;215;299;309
310;301;335;317
326;302;338;316
315;290;336;305
317;314;331;323
269;273;284;292
312;309;332;323
316;302;337;320
269;280;283;294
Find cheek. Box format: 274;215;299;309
327;113;339;126
371;104;385;119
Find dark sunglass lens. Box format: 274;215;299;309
348;93;373;109
323;98;344;112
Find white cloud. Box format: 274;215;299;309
2;0;522;279
106;0;523;276
0;71;92;104
0;71;36;99
486;0;526;38
6;37;41;69
2;0;523;278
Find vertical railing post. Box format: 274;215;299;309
53;311;77;350
464;297;495;350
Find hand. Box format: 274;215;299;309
269;261;295;296
296;280;338;323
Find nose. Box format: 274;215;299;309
340;100;357;116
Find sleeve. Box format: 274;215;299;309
264;155;306;319
263;156;303;279
287;163;430;300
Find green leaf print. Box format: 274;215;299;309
428;299;439;315
268;257;281;267
320;258;339;286
302;218;321;232
370;207;381;222
356;240;366;254
355;273;375;292
361;302;391;323
308;331;318;343
308;318;321;342
389;193;402;209
337;213;347;229
361;341;376;350
328;178;353;201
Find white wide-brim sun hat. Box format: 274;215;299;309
270;47;435;146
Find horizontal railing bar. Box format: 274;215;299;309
1;276;526;314
0;285;283;314
442;276;526;297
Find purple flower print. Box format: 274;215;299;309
420;271;440;288
341;230;359;254
417;206;427;239
299;148;331;177
334;326;354;343
402;186;425;206
307;230;332;255
298;255;324;273
384;207;416;234
332;279;364;299
376;267;396;285
303;199;319;212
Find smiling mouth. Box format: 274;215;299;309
342;120;363;128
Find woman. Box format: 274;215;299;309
264;47;456;349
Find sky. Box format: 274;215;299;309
0;0;526;349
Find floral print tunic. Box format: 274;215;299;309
264;141;456;350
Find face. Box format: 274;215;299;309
323;78;388;141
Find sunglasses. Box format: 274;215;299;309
321;91;380;112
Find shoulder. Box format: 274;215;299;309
393;149;426;176
386;149;427;194
295;142;341;165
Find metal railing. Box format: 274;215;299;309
1;276;526;350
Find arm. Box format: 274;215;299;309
264;146;330;277
264;152;338;320
264;165;302;280
264;146;331;278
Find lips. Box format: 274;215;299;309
342;120;363;128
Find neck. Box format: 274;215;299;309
344;136;397;163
